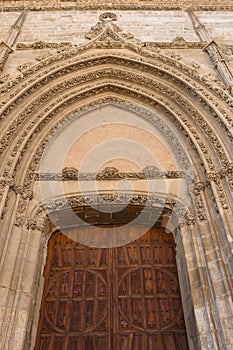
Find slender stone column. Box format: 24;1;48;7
188;9;233;94
0;10;26;73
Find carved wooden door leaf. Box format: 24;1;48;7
35;226;189;350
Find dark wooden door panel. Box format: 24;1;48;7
35;227;189;350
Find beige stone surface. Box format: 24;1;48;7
0;4;232;350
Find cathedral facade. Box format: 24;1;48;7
0;1;232;349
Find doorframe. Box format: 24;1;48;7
25;192;204;350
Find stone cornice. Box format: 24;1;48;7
16;40;206;51
0;2;233;11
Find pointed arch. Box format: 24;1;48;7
0;44;232;350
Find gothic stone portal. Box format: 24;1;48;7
35;226;189;349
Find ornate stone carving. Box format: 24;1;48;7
1;1;233;11
98;167;120;179
85;12;140;46
16;41;73;50
188;10;233;93
41;192;190;221
222;45;233;62
193;181;207;221
11;184;33;199
1;93;230;218
0;64;230;174
36;167;186;181
0;174;15;187
17;61;36;73
62;167;79;180
185;213;196;225
0;10;26;71
26;219;45;232
0;14;231;220
0;37;232;119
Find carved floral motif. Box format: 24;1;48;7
36;167;186;181
0;11;231;228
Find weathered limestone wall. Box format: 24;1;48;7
0;3;232;350
2;9;233;84
1;9;233;44
0;10;200;44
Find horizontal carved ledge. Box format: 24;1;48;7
1;3;233;12
15;40;206;51
43;192;189;219
35;168;187;181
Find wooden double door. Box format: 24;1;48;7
35;226;189;349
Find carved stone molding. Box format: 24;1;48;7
146;39;206;50
1;2;233;12
0;65;230;175
0;30;232;110
36;167;187;181
0;42;13;72
41;192;191;221
1;50;232;133
0;174;15;187
11;184;33;200
26;219;44;232
2;96;230;224
25;192;195;237
188;10;233;93
0;16;231;219
192;164;233;212
15;39;206;52
16;39;207;53
16;41;74;50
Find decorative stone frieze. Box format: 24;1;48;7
36;167;186;181
40;192;190;222
15;39;206;52
16;41;74;50
1;1;233;12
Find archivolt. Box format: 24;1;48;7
0;23;232;350
0;49;232;220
